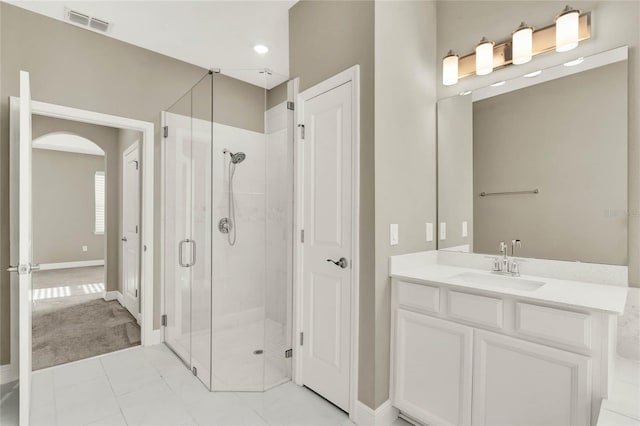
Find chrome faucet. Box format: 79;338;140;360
492;239;522;276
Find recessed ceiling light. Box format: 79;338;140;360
563;57;584;67
253;45;269;54
524;70;543;78
490;80;506;87
459;90;472;96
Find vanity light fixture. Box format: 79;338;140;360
443;50;459;86
475;37;495;75
563;57;584;67
441;6;590;86
512;22;534;64
253;44;269;54
555;5;580;52
524;70;543;78
490;80;506;87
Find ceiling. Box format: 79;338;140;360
6;0;296;88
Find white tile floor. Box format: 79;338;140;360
30;344;411;426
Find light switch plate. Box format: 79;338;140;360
440;223;447;241
426;223;433;242
390;224;399;246
462;221;468;238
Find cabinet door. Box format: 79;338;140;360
472;329;591;426
393;309;473;426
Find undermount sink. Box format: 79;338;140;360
451;272;546;292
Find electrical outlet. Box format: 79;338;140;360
439;223;447;241
82;245;88;252
426;223;433;242
390;224;399;246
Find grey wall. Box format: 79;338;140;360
436;0;640;286
266;81;288;110
374;0;437;408
0;2;207;364
32;116;120;294
32;149;105;263
289;0;376;408
472;62;627;264
437;95;474;250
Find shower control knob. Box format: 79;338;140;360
326;257;348;269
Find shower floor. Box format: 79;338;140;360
168;318;289;391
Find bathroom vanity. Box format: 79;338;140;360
389;251;627;426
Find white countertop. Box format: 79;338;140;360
392;263;628;314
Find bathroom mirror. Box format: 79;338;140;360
437;46;628;265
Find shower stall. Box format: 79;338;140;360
161;70;294;391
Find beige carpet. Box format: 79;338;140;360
32;298;140;370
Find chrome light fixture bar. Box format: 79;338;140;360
442;8;591;86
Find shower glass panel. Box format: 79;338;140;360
163;72;213;389
163;69;292;392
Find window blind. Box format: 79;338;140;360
95;171;105;234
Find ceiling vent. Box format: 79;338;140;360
89;18;110;32
65;8;111;32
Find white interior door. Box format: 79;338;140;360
301;81;353;412
9;71;34;426
122;143;140;319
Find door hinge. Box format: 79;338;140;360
287;101;294;111
300;229;305;243
135;225;138;234
192;366;197;376
135;289;138;298
161;314;167;327
300;332;304;346
298;124;305;139
163;126;168;138
285;349;293;358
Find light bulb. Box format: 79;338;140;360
442;50;459;86
555;6;580;52
476;37;495;76
512;22;533;65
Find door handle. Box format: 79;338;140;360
178;239;189;267
7;265;17;273
121;237;128;242
326;257;348;269
31;264;40;272
189;240;196;267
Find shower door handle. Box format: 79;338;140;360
189;240;196;267
178;239;189;267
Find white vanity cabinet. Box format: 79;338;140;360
394;309;473;425
391;279;615;426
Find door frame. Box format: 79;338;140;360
8;97;157;377
121;141;141;321
293;65;361;416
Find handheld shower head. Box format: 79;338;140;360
223;149;246;164
231;152;246;164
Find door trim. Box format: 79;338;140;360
9;97;157;365
293;65;361;418
121;141;140;319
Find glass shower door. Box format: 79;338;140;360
162;73;213;389
163;91;193;366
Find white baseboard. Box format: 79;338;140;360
39;260;104;271
352;400;399;426
0;363;18;384
103;290;122;302
144;329;163;346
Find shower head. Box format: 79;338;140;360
223;149;246;164
230;151;246;164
